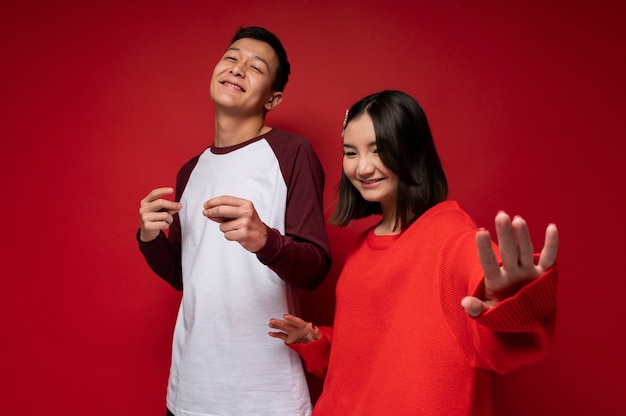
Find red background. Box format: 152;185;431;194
2;1;625;414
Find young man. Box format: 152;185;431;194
137;26;331;416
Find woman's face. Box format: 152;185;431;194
342;113;398;213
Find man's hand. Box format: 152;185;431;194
461;211;559;317
203;195;268;253
138;187;182;242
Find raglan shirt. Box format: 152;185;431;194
290;201;558;416
138;128;331;416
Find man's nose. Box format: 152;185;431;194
230;62;244;77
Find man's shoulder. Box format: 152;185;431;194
179;150;205;171
264;128;319;162
175;149;208;184
265;127;311;146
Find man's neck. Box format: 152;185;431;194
213;112;266;148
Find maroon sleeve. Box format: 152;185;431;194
136;154;200;291
137;227;182;290
255;129;332;290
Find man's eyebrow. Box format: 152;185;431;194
225;47;270;70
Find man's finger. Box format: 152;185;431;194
204;195;243;209
146;187;175;202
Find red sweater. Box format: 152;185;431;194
291;201;557;415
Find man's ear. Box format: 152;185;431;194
265;92;284;111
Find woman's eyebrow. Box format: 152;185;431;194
343;141;377;149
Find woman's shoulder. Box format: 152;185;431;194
412;200;477;232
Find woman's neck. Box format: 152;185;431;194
375;205;417;235
374;218;401;236
375;202;401;235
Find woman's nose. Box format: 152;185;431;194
356;156;375;176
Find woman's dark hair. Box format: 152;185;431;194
329;90;448;231
230;26;291;92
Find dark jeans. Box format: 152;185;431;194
166;409;174;416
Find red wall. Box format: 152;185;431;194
2;1;625;414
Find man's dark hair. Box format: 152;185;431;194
230;26;291;92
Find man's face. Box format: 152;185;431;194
210;37;280;115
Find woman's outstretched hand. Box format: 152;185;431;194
462;211;559;317
268;314;321;344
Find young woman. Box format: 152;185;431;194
268;90;559;415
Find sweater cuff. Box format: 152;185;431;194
288;326;332;378
475;263;558;332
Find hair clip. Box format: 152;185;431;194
341;109;349;137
